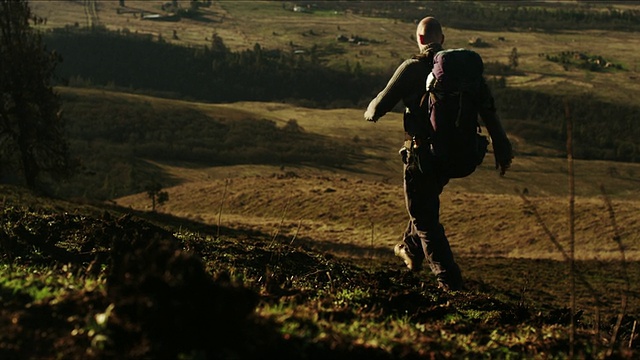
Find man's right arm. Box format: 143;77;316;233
364;59;417;122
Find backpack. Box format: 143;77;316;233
421;48;489;179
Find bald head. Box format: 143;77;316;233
416;16;444;51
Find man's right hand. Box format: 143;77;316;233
364;109;378;122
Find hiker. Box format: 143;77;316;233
363;16;513;291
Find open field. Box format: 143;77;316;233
45;84;639;261
31;0;640;105
113;163;640;261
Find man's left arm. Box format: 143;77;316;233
477;79;513;175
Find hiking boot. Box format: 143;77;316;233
394;243;422;272
438;280;464;292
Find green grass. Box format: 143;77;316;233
0;263;105;302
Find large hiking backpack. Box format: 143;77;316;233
422;48;489;178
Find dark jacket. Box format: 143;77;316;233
364;44;441;136
364;43;513;166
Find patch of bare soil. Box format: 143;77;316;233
0;204;637;359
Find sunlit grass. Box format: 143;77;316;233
0;263;106;302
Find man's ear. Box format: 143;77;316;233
418;34;426;45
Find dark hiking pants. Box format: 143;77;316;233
402;147;463;289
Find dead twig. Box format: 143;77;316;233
270;197;291;247
600;185;630;355
565;100;576;357
518;193;602;305
216;178;230;239
289;219;302;245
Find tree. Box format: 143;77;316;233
0;0;69;190
145;182;169;212
210;32;228;55
509;47;519;70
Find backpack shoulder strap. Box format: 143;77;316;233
419;91;439;134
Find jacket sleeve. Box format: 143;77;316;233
364;59;419;122
477;79;513;165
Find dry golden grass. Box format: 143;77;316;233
81;87;637;261
113;163;640;261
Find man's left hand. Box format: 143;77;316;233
495;157;512;177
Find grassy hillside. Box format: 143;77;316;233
0;184;638;359
1;1;638;358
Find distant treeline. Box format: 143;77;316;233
45;26;377;108
44;27;639;163
324;1;640;32
492;86;639;162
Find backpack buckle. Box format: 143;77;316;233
412;136;423;149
